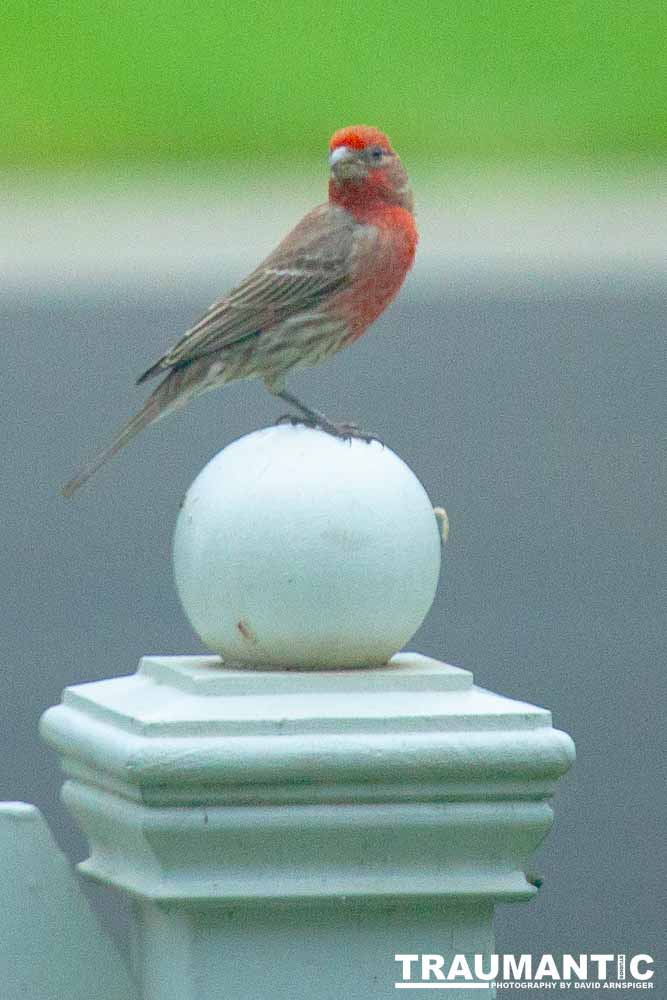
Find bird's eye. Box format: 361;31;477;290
369;147;384;162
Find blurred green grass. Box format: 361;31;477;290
3;1;665;168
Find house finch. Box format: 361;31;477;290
63;125;417;496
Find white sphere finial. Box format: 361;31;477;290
173;425;441;669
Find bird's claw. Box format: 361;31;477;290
327;422;381;445
275;413;380;445
276;413;317;428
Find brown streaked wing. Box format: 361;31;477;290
143;204;358;378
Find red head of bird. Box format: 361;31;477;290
327;125;413;216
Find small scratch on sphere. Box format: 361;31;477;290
433;506;450;544
237;619;258;644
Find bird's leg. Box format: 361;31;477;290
271;386;379;444
275;389;336;429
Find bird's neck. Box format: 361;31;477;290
329;177;414;220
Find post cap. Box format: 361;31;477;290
173;425;442;669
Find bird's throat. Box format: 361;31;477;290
328;176;413;218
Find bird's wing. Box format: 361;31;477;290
138;204;358;382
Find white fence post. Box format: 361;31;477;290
41;426;575;999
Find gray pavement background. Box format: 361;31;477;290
1;177;664;966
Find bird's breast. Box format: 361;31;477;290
338;209;418;337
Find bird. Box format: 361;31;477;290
63;125;418;496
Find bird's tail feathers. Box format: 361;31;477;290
62;370;187;497
136;357;166;385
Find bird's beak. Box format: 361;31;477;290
329;145;366;182
328;146;354;168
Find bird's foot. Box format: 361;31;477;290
324;421;381;445
275;413;380;444
276;413;319;429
